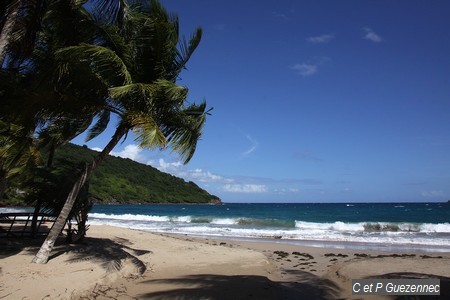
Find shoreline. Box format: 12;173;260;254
1;225;449;299
179;233;450;253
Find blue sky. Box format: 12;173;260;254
73;0;450;203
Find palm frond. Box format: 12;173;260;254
109;83;158;100
126;112;167;150
162;102;208;163
171;27;202;80
38;116;93;149
108;80;187;111
92;0;128;25
86;109;111;142
55;43;132;86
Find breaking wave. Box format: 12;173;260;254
87;212;450;249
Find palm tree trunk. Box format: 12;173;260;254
47;142;56;168
0;0;20;67
31;198;42;237
32;123;128;264
0;168;7;200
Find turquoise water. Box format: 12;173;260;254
4;202;447;251
88;202;450;252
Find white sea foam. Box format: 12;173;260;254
295;220;364;231
295;220;450;233
89;213;171;222
0;207;31;213
87;212;450;249
211;218;238;225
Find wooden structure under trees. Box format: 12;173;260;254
0;212;86;241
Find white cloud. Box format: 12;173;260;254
223;184;268;193
148;158;229;184
275;188;300;194
91;147;102;152
152;158;183;173
307;34;334;44
363;27;383;43
188;168;226;183
292;63;318;77
110;144;146;163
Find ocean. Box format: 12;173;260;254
3;202;449;252
87;202;450;253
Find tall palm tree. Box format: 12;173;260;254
32;0;210;264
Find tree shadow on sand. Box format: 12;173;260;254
138;270;341;300
6;235;152;274
366;272;450;300
0;236;47;259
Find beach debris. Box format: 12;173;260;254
292;252;314;259
274;251;290;258
420;255;442;259
354;253;417;259
324;253;348;258
376;253;416;258
354;253;369;258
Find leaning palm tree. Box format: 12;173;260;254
33;0;210;264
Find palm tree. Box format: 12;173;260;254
0;0;48;67
32;0;210;264
0;0;20;67
0;0;108;199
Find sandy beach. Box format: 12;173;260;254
1;225;449;299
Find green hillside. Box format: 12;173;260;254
51;143;220;204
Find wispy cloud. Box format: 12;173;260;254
223;184;268;193
307;33;334;44
363;27;383;43
275;188;300;194
291;63;318;77
241;134;259;158
272;11;290;21
292;57;330;77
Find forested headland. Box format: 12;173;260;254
3;143;220;205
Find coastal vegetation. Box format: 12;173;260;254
1;0;210;263
5;143;218;205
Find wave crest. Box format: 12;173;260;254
294;220;450;233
